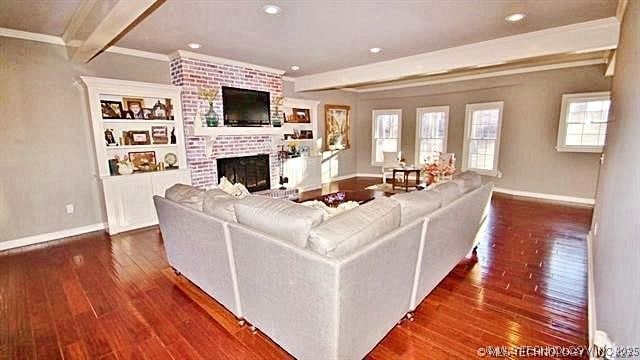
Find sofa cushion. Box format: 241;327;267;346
309;197;401;258
392;190;442;225
452;171;482;193
218;176;250;198
202;189;239;222
431;182;463;205
165;184;204;210
234;196;325;247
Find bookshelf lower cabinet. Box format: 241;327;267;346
101;169;191;235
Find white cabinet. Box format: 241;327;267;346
101;169;191;234
284;156;322;191
82;76;191;235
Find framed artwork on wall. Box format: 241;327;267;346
324;104;351;151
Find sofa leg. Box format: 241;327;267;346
172;268;181;276
249;325;257;334
472;245;478;253
237;319;245;326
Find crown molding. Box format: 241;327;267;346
0;27;65;45
350;58;606;93
293;17;620;92
170;50;286;75
107;46;169;61
0;27;170;62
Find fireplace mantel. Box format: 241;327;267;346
192;126;283;140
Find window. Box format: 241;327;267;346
557;92;610;153
462;101;504;176
415;106;449;164
371;109;402;165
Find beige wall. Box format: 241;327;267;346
0;37;169;243
593;1;639;347
355;65;611;199
283;81;358;178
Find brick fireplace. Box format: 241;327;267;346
169;51;284;188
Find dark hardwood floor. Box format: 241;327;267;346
0;177;593;359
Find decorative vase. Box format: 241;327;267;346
272;111;283;127
205;102;219;127
427;173;439;185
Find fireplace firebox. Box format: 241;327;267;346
216;154;270;192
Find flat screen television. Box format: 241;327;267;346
222;86;270;127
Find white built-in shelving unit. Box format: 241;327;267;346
82;76;191;235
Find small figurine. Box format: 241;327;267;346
170;127;176;144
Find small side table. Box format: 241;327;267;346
392;168;421;192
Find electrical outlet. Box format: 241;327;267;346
66;204;74;214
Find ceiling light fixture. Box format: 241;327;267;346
505;13;526;22
290;65;300;71
262;4;281;15
369;47;381;53
188;43;202;49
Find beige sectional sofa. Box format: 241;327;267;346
153;172;493;359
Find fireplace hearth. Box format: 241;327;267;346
217;154;271;192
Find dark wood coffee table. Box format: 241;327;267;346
302;190;376;207
392;168;421;192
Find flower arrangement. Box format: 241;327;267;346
199;87;218;104
422;152;455;183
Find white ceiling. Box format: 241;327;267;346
0;0;616;76
0;0;82;35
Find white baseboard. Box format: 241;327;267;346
493;187;595;205
0;222;106;251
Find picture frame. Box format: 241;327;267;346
299;130;313;139
128;151;156;172
152;126;168;144
129;130;151;145
123;97;145;119
286;108;311;123
100;100;123;119
324;104;351;151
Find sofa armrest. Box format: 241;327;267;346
228;222;340;360
336;218;424;359
153;196;242;317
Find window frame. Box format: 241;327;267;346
462;101;504;177
371;109;403;166
414;106;450;165
556;91;611;153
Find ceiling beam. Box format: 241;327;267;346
605;51;616;77
293;17;620;92
62;0;99;45
69;0;163;64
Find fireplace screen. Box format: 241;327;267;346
216;154;270;192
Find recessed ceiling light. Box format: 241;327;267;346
290;65;300;71
505;13;526;22
262;4;281;15
188;43;202;49
369;47;382;53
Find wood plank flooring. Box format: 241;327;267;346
0;177;593;359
